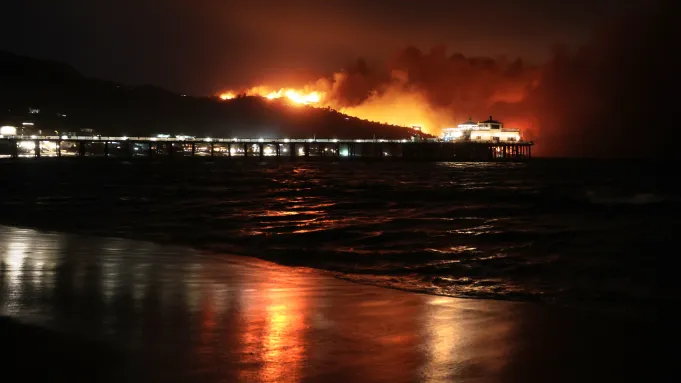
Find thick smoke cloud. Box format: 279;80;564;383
313;1;672;157
317;47;539;135
521;0;673;157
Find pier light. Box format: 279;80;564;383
122;136;128;140
401;139;407;143
151;137;157;141
233;137;238;142
30;135;37;139
19;141;34;150
355;139;363;143
22;122;34;126
42;141;57;150
308;138;315;142
1;126;18;135
204;137;212;142
176;135;185;141
258;138;264;142
284;138;290;143
61;135;68;139
332;138;338;143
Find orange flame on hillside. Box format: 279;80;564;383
217;82;441;134
219;92;235;100
224;87;323;105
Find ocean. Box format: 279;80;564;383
0;158;673;316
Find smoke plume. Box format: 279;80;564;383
222;1;672;157
519;0;674;157
315;47;540;135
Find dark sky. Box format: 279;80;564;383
0;0;644;95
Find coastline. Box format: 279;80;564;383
0;217;661;320
1;224;661;382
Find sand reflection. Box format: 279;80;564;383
235;269;310;382
1;225;522;383
420;297;463;382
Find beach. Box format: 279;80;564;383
1;225;659;382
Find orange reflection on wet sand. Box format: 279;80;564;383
261;288;307;382
0;225;659;383
229;267;311;383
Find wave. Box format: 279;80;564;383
0;159;675;317
585;190;668;205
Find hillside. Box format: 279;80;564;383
0;51;430;139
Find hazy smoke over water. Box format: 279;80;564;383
520;0;673;157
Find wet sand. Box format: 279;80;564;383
1;225;660;382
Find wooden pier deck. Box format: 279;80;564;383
0;136;533;161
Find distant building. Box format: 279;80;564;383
441;116;521;142
61;128;98;137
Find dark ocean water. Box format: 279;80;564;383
0;158;675;315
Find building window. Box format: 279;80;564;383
493;137;500;142
476;136;482;140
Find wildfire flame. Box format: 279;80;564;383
217;85;437;133
223;87;323;105
219;92;235;100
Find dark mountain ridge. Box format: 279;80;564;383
0;51;429;139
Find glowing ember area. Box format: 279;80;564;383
219;92;235;100
283;89;322;104
226;87;324;105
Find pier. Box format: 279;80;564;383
0;136;532;161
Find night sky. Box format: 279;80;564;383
1;0;674;157
2;0;645;95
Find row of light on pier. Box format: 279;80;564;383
85;136;410;144
1;133;410;144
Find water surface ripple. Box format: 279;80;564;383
1;159;673;314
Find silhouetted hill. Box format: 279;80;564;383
0;51;430;139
